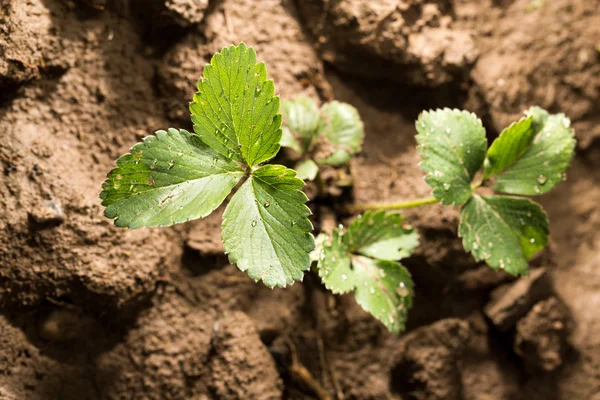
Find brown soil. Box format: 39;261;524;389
1;0;599;399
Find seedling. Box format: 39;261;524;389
100;43;575;334
100;43;314;288
280;96;364;182
327;107;575;330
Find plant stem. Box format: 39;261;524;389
348;195;440;212
348;181;484;213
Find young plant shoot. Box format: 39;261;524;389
322;108;574;330
100;43;314;288
100;43;576;334
280;96;364;181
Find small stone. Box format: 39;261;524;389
483;268;552;331
28;201;65;229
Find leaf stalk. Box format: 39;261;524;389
348;195;440;212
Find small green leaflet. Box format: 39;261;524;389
416;109;487;205
459;195;548;275
483;116;535;180
352;257;414;334
346;211;419;260
190;42;282;168
295;159;319;181
281;96;320;154
317;211;416;333
319;230;354;293
315;101;364;166
488;107;576;195
100;129;244;228
222;165;315;287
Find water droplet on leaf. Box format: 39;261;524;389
537;175;547;185
397;284;409;297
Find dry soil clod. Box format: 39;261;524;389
484;268;552;332
514;296;572;372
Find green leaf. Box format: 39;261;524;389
295;159;319;181
483;116;535;180
100;129;244;228
346;211;419;261
352;256;413;333
459;194;549;275
222;164;315;287
315;101;364;166
416;109;488;205
317;232;414;333
317;229;355;294
310;232;329;263
280;127;303;154
491;107;576;195
190;43;282;167
281;96;320;154
316;212;418;333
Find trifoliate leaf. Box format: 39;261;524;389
281;96;320;154
295;159;319;181
316;212;417;333
100;129;244;228
459;194;548;275
315;101;364;166
222;164;315;287
346;211;419;261
483;116;535;180
416;109;487;205
490;107;576;195
317;232;414;333
190;43;282;167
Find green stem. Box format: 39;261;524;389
348;195;440;212
349;180;484;213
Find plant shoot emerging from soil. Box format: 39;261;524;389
101;43;576;334
280;96;364;183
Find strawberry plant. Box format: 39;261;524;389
319;107;575;331
100;43;576;334
100;43;314;288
